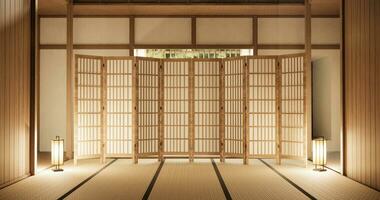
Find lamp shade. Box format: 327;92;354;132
51;136;64;167
312;137;327;171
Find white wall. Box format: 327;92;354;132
258;18;304;44
74;18;130;44
197;18;252;44
135;18;191;44
39;16;342;153
40;50;67;152
312;50;341;152
40;18;66;44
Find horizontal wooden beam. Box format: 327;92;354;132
38;15;340;18
258;44;340;49
39;44;67;49
39;44;340;50
74;44;131;49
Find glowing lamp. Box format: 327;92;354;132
51;136;64;172
312;137;327;171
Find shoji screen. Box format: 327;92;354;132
137;58;160;157
223;58;245;157
194;59;220;156
248;57;278;159
280;54;306;161
75;55;104;161
104;57;134;157
163;59;190;155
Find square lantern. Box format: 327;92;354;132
51;136;64;172
312;137;327;171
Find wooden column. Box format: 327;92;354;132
191;17;196;48
101;58;107;163
304;0;312;166
30;0;37;175
275;57;282;165
158;60;164;161
243;58;249;164
219;60;225;162
189;60;195;162
73;55;78;165
129;17;135;56
252;16;258;56
132;58;138;163
66;0;74;160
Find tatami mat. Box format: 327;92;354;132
2;158;380;200
216;159;309;200
264;159;380;200
149;159;225;200
0;159;112;200
65;159;159;200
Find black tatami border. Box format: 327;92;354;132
211;159;233;200
258;159;317;200
57;159;118;200
142;159;165;200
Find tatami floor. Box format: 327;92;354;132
0;158;379;200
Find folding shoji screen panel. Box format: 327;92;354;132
247;56;278;159
223;58;245;158
193;59;220;156
279;54;307;163
74;55;104;162
73;54;308;164
163;59;190;156
104;57;134;158
136;58;160;158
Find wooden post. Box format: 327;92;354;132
252;16;258;56
132;58;138;163
129;17;135;56
243;58;249;164
66;0;74;160
304;0;312;167
189;60;195;162
73;55;78;165
191;17;196;48
276;57;282;165
219;60;225;162
158;60;164;161
101;58;107;163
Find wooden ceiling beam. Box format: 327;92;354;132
38;0;340;16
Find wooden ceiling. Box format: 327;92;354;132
38;0;340;16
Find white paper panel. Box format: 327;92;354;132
75;56;103;159
40;18;67;44
224;58;245;155
312;18;341;44
248;57;277;157
258;18;305;44
163;60;190;153
137;58;160;155
135;18;191;45
74;18;130;44
197;18;253;45
281;55;305;158
194;60;220;154
105;58;134;157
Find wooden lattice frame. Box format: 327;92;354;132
74;54;308;166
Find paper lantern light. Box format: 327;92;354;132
51;136;64;172
312;137;327;171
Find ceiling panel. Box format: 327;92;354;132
38;0;340;16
